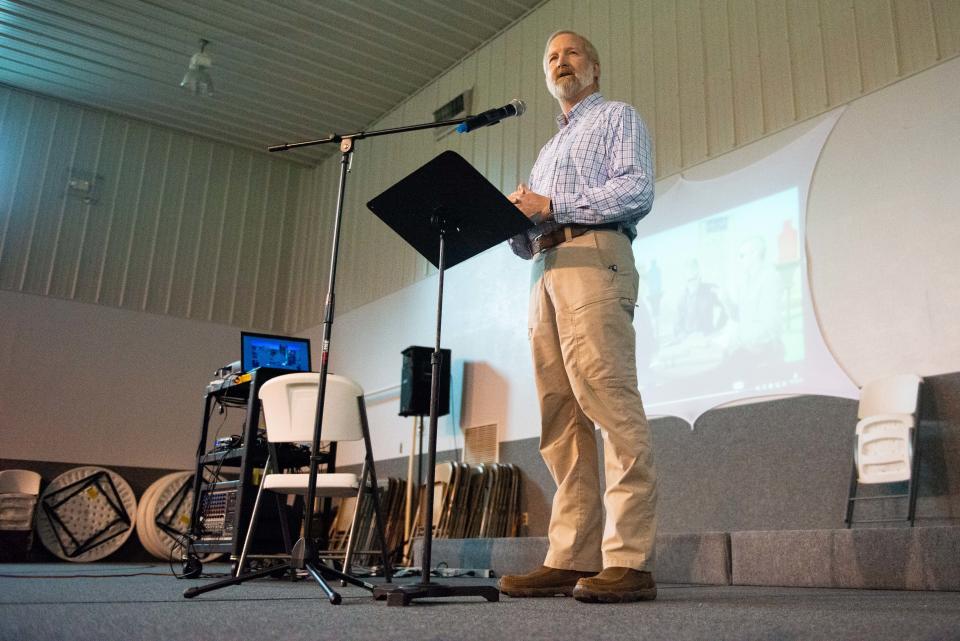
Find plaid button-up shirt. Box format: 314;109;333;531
509;92;654;259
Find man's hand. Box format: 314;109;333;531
508;184;552;224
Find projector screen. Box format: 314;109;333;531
327;109;862;463
634;109;857;423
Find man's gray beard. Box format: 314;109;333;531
546;70;593;101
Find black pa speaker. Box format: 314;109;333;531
400;346;450;417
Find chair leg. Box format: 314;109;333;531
274;493;294;555
844;461;858;528
357;395;393;582
907;426;922;526
366;467;393;582
341;461;368;576
236;465;270;576
402;488;423;566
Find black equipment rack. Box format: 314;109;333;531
187;367;320;569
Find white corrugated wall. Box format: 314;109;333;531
0;88;304;330
288;0;960;331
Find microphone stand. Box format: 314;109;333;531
265;114;496;604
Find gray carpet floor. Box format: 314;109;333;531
1;563;959;641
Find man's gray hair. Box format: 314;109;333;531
542;30;600;75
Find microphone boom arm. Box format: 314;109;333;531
268;100;525;152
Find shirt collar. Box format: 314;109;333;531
555;91;604;128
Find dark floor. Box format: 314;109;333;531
1;563;959;641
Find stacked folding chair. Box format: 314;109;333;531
477;463;522;538
403;461;523;557
0;469;42;562
327;478;407;570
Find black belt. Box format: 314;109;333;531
531;223;629;254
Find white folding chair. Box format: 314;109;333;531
0;469;42;531
235;373;393;581
0;469;41;496
0;469;42;561
845;374;923;526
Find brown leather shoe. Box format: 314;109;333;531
572;567;657;603
498;566;597;597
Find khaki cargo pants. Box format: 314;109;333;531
528;228;657;572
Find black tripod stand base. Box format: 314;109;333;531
182;560;375;604
181;554;203;579
373;581;500;607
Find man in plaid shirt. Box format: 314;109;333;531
499;30;658;604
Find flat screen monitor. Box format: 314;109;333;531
240;332;312;374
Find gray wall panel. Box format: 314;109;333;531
346;374;960;536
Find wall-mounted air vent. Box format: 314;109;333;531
463;422;498;465
433;89;472;141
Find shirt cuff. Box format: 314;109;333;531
549;192;576;224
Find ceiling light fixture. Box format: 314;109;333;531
180;38;213;97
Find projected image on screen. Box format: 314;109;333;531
634;188;804;404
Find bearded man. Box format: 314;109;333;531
498;30;658;603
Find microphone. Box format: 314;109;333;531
456;99;526;133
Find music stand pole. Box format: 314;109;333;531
419;218;448;583
372;216;497;606
366;150;531;605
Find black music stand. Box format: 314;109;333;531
367;150;531;606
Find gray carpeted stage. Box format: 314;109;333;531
1;563;959;641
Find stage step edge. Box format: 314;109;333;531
412;532;732;586
730;526;960;591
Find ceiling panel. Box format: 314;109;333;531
0;0;544;164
